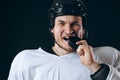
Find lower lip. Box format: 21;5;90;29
63;39;69;43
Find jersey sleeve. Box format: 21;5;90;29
106;49;120;80
91;47;120;80
7;50;28;80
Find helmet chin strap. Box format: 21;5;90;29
54;40;72;51
55;41;65;49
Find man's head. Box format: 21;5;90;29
48;0;88;51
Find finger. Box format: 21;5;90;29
77;45;87;55
77;45;91;55
76;40;88;46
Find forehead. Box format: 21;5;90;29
55;15;82;22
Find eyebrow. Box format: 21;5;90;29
71;21;79;24
57;20;79;23
70;21;80;26
57;20;65;23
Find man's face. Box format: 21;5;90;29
51;15;84;51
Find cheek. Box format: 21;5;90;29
55;27;63;33
73;27;81;33
53;28;62;37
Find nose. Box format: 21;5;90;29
64;24;73;35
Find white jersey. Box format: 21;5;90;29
8;46;120;80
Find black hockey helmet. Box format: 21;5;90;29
48;0;87;29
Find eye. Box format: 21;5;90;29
75;23;81;26
58;22;65;26
71;23;81;27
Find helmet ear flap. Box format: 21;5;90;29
82;29;88;40
49;15;55;29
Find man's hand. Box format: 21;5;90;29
76;40;101;73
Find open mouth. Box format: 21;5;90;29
63;36;80;42
63;36;80;49
63;37;69;41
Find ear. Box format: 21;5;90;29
51;28;54;34
82;29;88;40
82;29;85;35
79;29;85;39
49;28;54;33
48;28;55;41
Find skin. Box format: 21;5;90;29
51;15;101;73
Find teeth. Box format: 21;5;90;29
63;37;69;40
